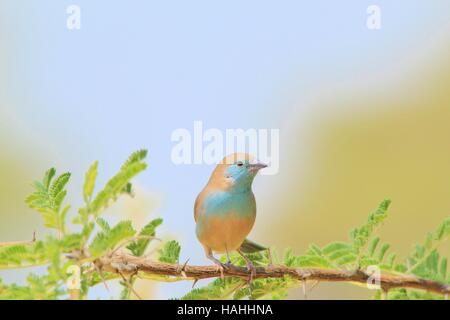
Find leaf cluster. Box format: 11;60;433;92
0;150;180;300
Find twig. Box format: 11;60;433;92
308;280;320;292
381;289;388;300
97;252;450;296
0;231;36;248
178;259;190;278
118;271;142;300
302;280;307;300
93;263;110;292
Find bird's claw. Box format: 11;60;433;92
216;264;225;279
210;261;229;279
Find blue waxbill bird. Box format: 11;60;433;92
194;153;268;280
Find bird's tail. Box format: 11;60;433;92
239;238;268;253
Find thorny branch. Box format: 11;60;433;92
95;252;450;297
1;233;448;298
0;232;36;248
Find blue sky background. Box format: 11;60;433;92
1;1;449;298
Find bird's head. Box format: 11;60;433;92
208;153;268;192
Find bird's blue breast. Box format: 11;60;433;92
202;190;255;218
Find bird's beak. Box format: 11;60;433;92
249;160;268;172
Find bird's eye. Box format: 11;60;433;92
236;161;243;167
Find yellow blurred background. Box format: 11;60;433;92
257;43;450;299
1;2;449;300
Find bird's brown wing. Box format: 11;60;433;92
194;194;200;223
239;238;268;253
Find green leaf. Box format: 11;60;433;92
89;221;136;257
0;242;47;268
377;243;391;262
386;253;397;269
49;173;71;198
43;168;56;190
121;149;148;170
322;242;352;255
60;234;83;252
351;200;391;257
297;255;332;268
53;190;67;212
439;257;447;279
121;182;133;196
424;233;433;251
96;217;110;232
90;162;147;214
336;253;357;266
360;257;379;267
425;250;439;274
181;278;243;300
434;217;450;241
25;170;71;233
368;236;380;257
158;240;181;264
83;161;98;203
76;150;148;225
414;244;426;259
0;274;64;300
406;217;450;276
328;249;353;261
308;244;322;256
127;218;163;256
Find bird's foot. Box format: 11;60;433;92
206;251;230;279
216;264;225;279
236;249;257;284
210;260;229;279
224;261;237;270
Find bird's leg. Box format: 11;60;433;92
223;245;235;269
204;246;226;279
237;249;256;283
226;250;231;264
